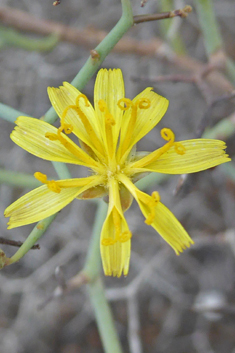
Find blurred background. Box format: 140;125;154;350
0;0;235;352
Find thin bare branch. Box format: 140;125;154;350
0;237;40;249
133;5;192;24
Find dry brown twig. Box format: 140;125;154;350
0;237;40;249
140;0;148;7
0;6;233;96
133;5;192;24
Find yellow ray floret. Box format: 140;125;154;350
5;175;104;229
130;138;231;174
11;116;101;170
118;173;194;255
100;178;131;277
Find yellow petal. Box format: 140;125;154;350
118;174;193;254
11;116;99;168
133;139;231;174
118;88;169;162
5;176;102;229
138;198;193;254
94;68;125;148
48;83;103;154
100;178;131;277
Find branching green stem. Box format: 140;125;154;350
44;0;133;124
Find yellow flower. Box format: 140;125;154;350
4;69;230;277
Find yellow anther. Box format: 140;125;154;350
112;208;121;236
174;142;186;155
101;238;117;246
34;172;47;183
45;132;59;141
105;112;116;126
47;180;61;193
151;191;161;203
145;212;155;225
145;192;160;225
161;128;175;142
75;94;89;107
62;123;73;135
117;98;133;111
117;231;132;243
34;172;61;193
135;98;151;109
98;99;106;112
98;99;116;126
61;95;104;156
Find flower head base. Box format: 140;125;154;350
4;69;231;277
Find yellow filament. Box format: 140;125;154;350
45;131;100;169
101;238;117;246
101;208;132;246
98;99;116;160
161;128;175;142
61;94;104;155
174;142;186;155
144;191;161;225
117;98;133;111
101;230;132;246
129;128;175;169
98;100;116;126
118;97;151;159
34;172;61;193
112;208;121;238
117;231;132;243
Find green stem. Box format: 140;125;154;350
0;103;28;123
203;117;235;139
7;214;57;265
88;276;123;353
83;200;108;280
0;25;58;51
194;0;222;56
220;163;235;183
0;169;41;188
81;200;122;353
136;172;169;191
159;0;186;55
44;0;133;124
52;161;71;179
